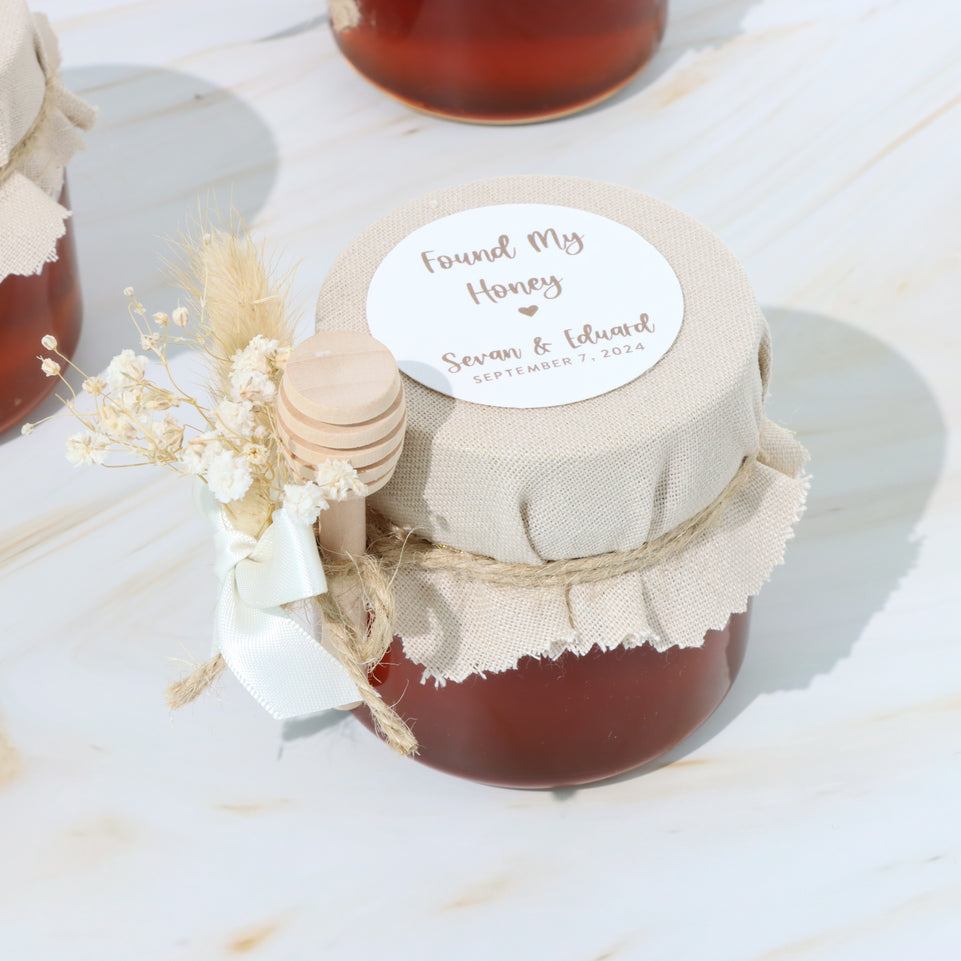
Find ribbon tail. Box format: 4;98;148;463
214;576;360;719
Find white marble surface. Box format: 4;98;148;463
2;1;960;958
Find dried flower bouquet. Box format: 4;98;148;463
29;230;364;533
25;226;417;755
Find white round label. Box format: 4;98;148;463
366;203;684;409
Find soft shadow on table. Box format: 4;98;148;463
579;0;763;117
283;711;353;744
2;64;278;446
564;308;948;796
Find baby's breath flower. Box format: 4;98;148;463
123;286;135;298
181;441;205;475
124;384;149;413
171;306;189;328
41;334;58;350
140;332;162;352
314;460;367;501
66;431;109;466
215;398;256;436
150;414;185;452
229;368;276;404
205;448;253;503
282;482;329;525
20;422;35;435
181;432;223;475
231;335;280;376
82;376;108;396
243;442;268;467
99;403;139;442
144;390;179;411
152;311;169;327
105;349;150;393
40;357;61;377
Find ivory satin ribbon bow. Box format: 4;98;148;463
200;488;360;718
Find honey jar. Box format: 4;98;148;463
328;0;669;123
0;2;95;435
316;176;808;787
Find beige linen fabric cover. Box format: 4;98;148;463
0;0;96;280
316;176;808;683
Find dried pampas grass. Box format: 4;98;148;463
167;217;299;538
171;217;297;399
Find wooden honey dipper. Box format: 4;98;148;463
276;330;406;560
275;331;406;716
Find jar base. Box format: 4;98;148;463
353;608;750;788
341;59;650;126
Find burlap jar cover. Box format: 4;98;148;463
0;0;95;281
316;176;808;684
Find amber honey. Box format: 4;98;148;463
354;609;749;788
332;0;668;123
0;184;82;435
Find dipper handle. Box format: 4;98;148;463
275;331;406;708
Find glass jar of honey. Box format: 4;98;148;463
0;3;95;436
328;0;669;123
316;176;809;787
355;612;749;788
0;183;83;435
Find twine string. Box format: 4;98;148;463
0;72;56;190
312;554;418;756
368;450;762;587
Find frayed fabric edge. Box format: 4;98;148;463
400;461;810;687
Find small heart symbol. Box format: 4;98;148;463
518;305;539;317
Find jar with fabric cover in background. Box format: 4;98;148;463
0;0;95;436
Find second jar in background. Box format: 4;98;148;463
329;0;669;123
